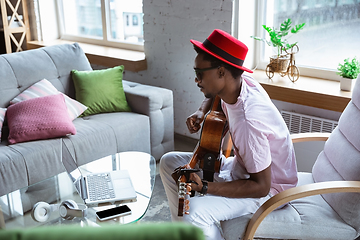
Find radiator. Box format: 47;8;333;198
281;110;338;134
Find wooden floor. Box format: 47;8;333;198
154;134;197;175
174;134;197;152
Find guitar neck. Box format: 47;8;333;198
211;95;222;113
186;96;222;169
177;95;231;217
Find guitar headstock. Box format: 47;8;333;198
178;181;191;216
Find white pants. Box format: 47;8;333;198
159;151;271;240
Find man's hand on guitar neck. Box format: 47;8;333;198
186;97;213;134
188;172;203;192
174;165;203;193
176;164;272;198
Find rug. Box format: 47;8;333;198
140;174;171;222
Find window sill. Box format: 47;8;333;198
252;70;352;112
27;40;147;72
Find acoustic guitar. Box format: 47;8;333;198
177;95;232;216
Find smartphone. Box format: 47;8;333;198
95;205;132;221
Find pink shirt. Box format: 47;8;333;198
221;75;298;195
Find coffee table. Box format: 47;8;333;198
0;151;156;229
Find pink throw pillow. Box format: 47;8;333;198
7;94;76;144
10;79;87;120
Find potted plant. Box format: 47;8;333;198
337;57;360;91
252;18;305;76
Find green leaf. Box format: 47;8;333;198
255;18;306;57
250;36;262;41
250;36;271;46
263;25;273;34
285;42;298;50
291;23;305;34
269;32;283;47
277;29;289;38
337;57;360;79
280;18;292;33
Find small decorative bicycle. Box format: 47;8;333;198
265;44;300;82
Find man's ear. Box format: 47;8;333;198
218;66;225;78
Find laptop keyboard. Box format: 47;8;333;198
87;173;116;201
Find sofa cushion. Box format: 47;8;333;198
7;94;76;144
10;78;87;120
0;107;5;142
81;112;151;157
0;142;29;196
0;43;93;109
69;112;151;166
72;65;131;117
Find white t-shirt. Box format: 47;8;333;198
220;75;298;195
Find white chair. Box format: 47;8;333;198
221;75;360;240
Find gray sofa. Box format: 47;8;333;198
0;43;174;196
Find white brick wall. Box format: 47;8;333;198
124;0;233;138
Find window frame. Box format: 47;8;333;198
56;0;144;51
235;0;342;81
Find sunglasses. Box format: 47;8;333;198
194;66;220;80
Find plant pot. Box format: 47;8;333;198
269;55;290;72
340;77;354;91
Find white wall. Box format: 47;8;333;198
124;0;234;140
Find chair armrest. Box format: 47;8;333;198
291;132;331;143
122;80;173;116
243;181;360;240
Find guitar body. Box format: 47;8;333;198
177;95;230;216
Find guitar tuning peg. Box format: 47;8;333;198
179;182;186;190
184;205;190;211
184;212;190;215
186;185;192;192
184;199;190;205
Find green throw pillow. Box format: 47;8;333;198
72;65;131;117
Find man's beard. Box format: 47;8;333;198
204;93;213;98
198;84;214;98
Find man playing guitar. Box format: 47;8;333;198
159;29;298;240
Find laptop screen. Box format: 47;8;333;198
61;139;82;183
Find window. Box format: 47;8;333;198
57;0;144;51
238;0;360;80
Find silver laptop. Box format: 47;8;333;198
60;140;137;205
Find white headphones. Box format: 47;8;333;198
31;200;87;222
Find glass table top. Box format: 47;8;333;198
0;151;156;229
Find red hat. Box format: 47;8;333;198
190;29;253;73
